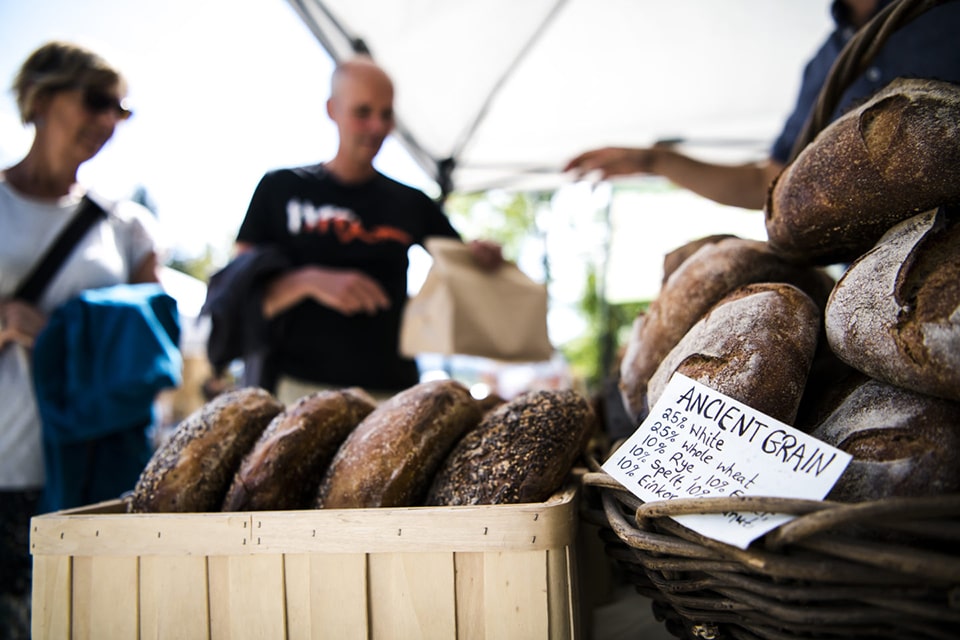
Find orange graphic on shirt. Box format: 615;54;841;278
305;217;412;245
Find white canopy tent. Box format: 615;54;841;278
286;0;834;197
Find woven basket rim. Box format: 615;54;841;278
582;470;960;639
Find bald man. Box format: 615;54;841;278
234;57;501;403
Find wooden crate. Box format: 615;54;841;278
30;484;581;639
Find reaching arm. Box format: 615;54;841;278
564;146;784;210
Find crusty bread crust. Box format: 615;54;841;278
222;388;377;511
646;283;820;425
620;238;833;420
128;388;284;513
810;377;960;502
426;389;594;506
825;206;960;401
766;78;960;265
315;380;482;509
660;234;737;286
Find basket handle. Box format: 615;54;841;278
787;0;949;163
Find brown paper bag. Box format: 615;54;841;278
401;237;553;362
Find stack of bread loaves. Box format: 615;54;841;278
128;381;595;513
619;77;960;503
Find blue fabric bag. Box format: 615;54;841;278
32;283;182;511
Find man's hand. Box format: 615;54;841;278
563;146;657;180
263;266;390;318
468;239;504;271
306;267;391;315
0;299;47;351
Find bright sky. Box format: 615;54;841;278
0;0;435;262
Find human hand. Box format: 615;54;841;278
302;266;391;315
467;239;504;271
0;299;47;351
563;146;656;180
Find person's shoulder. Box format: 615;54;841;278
257;163;327;186
85;191;161;249
86;191;154;226
373;171;437;202
273;163;326;179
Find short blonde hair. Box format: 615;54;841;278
12;40;127;124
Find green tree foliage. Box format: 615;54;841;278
444;189;648;394
563;265;649;390
166;245;219;283
445;190;550;261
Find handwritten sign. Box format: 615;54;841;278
602;373;851;549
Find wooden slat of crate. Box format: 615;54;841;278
285;552;368;639
139;555;210;639
31;510;254;557
550;545;578;638
72;556;138;639
32;487;576;558
485;550;550;638
208;554;287;639
32;555;71;639
454;552;485;639
369;551;457;638
243;496;576;555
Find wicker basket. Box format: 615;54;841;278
581;468;960;640
583;1;960;638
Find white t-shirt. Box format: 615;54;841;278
0;178;158;489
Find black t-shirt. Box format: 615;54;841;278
236;164;460;391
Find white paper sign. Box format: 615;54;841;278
602;373;852;549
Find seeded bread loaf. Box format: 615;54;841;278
810;376;960;502
426;389;594;506
825;206;960;402
315;380;482;509
766;77;960;265
128;387;284;513
221;388;377;511
646;283;820;426
619;238;833;420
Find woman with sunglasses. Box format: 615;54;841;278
0;41;160;637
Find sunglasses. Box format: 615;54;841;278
82;88;133;120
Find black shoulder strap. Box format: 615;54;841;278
14;195;107;304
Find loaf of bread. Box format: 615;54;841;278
315;380;482;508
809;376;960;502
766;77;960;265
128;388;284;513
825;206;960;402
792;352;861;435
619;238;834;420
646;283;820;425
221;388;377;511
426;389;594;506
660;234;737;286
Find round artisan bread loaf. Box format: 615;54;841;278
825;205;960;402
128;387;284;513
660;233;736;286
221;387;377;511
766;77;960;265
809;376;960;502
646;282;820;426
315;380;482;509
620;238;833;421
426;389;595;506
